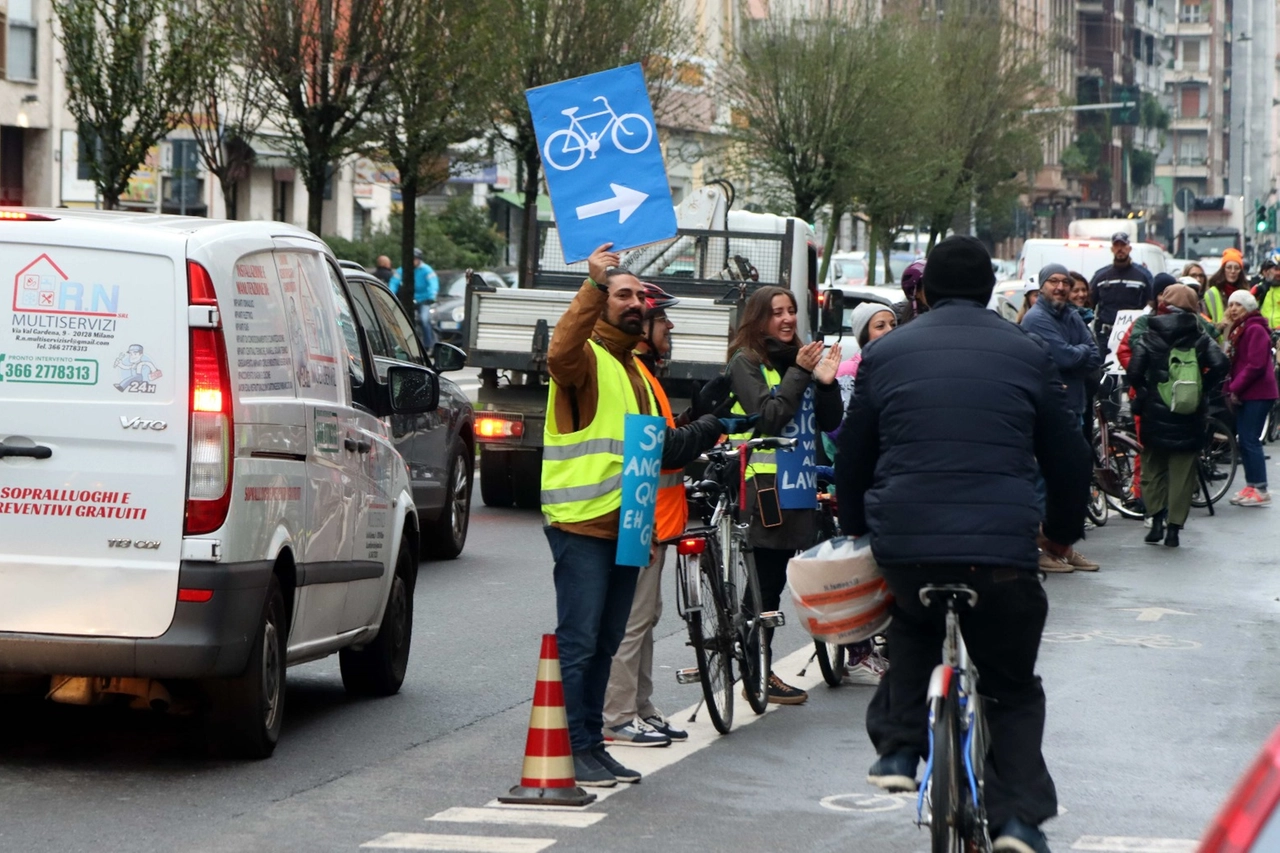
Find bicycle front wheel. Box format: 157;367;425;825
688;547;734;735
1191;417;1238;507
611;113;653;154
1101;430;1144;518
929;683;964;853
737;544;770;715
1086;479;1109;526
815;641;846;688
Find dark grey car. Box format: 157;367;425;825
343;268;475;560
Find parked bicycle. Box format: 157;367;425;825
918;584;992;853
674;437;793;735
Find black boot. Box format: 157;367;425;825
1144;511;1166;544
1164;523;1181;548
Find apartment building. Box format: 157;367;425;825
0;0;387;239
1155;0;1226;201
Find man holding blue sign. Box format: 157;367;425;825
540;243;732;788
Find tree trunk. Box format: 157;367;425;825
398;173;420;317
220;176;238;220
306;167;325;235
880;233;893;285
519;148;541;290
817;203;842;285
866;220;878;286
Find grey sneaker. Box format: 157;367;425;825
642;713;688;742
866;750;918;792
604;720;671;747
572;750;617;788
591;744;640;783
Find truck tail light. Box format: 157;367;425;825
476;414;525;441
184;261;234;536
1199;724;1280;852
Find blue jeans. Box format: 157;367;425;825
1236;399;1271;489
416;302;437;350
544;527;640;753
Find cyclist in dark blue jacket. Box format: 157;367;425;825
835;235;1090;853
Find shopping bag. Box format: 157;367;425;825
786;535;892;644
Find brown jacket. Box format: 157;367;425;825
546;280;651;540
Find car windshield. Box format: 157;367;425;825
1185;233;1240;260
835;260;867;280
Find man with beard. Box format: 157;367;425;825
542;244;726;788
1088;232;1153;351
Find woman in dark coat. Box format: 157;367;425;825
726;286;844;704
1126;284;1230;546
1224;290;1280;506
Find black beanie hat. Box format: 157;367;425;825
1152;272;1176;300
921;235;995;305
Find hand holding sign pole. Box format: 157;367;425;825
527;64;678;264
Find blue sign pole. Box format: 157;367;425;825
776;386;818;509
617;413;667;567
526;64;678;264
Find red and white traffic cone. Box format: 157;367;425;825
498;633;596;806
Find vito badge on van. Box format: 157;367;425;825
120;416;167;431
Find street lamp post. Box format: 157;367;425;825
1240;31;1253;260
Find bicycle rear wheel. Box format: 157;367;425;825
687;548;734;734
1101;430;1144;518
737;544;770;715
1191;417;1238;507
1086;479;1109;526
929;680;964;853
815;641;846;688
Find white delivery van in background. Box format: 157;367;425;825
0;210;440;757
1017;239;1168;289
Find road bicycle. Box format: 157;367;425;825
541;96;654;171
1092;398;1143;520
918;584;992;853
674;437;793;735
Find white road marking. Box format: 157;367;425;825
427;807;605;828
1120;607;1193;622
819;792;910;813
1071;837;1198;852
587;642;827;802
361;833;555;852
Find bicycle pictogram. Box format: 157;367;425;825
542;95;654;171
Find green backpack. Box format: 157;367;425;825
1158;347;1202;415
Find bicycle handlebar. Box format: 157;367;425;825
696;437;797;463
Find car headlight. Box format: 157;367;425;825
451;306;465;323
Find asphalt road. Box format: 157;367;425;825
2;460;1278;853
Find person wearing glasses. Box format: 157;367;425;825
1204;249;1246;331
1021;264;1103;573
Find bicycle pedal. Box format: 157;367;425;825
758;611;786;628
676;667;701;685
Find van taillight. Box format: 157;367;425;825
184;261;233;536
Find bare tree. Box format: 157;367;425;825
370;0;501;314
53;0;207;209
239;0;410;234
490;0;686;287
181;9;269;220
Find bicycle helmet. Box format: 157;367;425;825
900;260;926;299
643;282;680;318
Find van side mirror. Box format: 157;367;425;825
386;364;439;414
432;342;467;372
820;289;845;336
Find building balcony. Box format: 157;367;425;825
1168;62;1214;84
1167;20;1213;37
1157;160;1211;179
1171;113;1212;131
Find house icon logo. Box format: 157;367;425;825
11;254;123;317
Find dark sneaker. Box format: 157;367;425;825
767;672;808;705
993;817;1051;853
591;744;640;783
642;713;688;742
866;750;919;792
604;720;671;747
572;750;617;788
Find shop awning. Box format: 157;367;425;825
492;190;553;220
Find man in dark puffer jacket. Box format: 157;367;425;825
835;235;1090;853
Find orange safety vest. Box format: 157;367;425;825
635;359;688;541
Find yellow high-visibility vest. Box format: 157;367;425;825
729;363;782;480
541;340;658;523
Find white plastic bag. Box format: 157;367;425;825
786;535;892;644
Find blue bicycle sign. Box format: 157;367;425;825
527;64;677;263
543;96;654;171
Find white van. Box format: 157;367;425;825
1017;239;1168;289
0;210;439;757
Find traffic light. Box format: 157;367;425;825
1269;204;1278;234
1257;201;1269;233
1113;85;1140;126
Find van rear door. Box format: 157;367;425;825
0;239;188;638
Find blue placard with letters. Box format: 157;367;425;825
616;413;667;567
526;64;678;264
776;386;818;509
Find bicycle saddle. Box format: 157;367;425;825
919;584;980;610
560;107;579;116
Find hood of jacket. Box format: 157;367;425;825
1147;310;1203;348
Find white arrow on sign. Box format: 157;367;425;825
575;183;649;224
1120;607;1193;622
